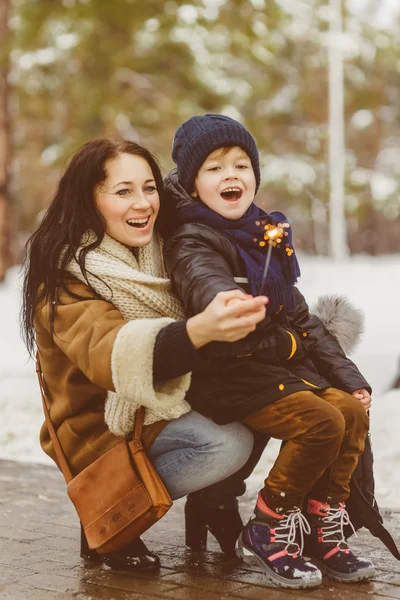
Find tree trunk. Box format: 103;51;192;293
328;0;349;260
0;0;11;282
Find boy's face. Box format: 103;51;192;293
192;146;256;219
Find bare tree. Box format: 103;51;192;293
0;0;11;282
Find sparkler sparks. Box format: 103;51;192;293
257;220;292;295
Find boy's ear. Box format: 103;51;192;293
191;190;198;197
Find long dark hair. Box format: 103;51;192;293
21;138;165;357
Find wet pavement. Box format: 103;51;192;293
1;458;400;600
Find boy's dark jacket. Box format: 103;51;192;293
163;170;370;424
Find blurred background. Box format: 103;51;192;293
1;0;400;277
1;0;400;508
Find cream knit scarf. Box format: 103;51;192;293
66;232;191;436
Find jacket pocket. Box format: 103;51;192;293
300;378;320;389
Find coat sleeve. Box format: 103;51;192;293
164;223;242;316
36;281;128;391
289;288;371;394
37;280;197;391
164;224;283;358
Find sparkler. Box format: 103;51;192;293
257;221;291;295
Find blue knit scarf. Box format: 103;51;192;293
178;202;301;314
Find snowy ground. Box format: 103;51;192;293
1;255;400;508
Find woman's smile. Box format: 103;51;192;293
126;215;151;229
125;213;154;233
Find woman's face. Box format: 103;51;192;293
95;152;160;247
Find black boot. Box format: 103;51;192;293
80;525;160;571
185;497;243;556
185;431;269;556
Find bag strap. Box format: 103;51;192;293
133;405;145;441
36;353;146;483
36;354;74;483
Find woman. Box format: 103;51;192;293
21;139;268;571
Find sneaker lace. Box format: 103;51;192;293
274;508;311;555
320;503;357;548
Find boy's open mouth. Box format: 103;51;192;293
220;187;242;201
126;216;150;229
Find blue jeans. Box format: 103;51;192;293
148;411;254;500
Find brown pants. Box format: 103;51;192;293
243;387;369;512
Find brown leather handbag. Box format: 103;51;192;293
36;357;172;554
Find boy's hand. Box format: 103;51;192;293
352;388;372;410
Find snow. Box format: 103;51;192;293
1;255;400;509
0;266;47;465
351;109;374;130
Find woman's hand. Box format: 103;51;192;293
352;388;372;410
186;290;268;349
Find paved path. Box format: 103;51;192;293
1;458;400;599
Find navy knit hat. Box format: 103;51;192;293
172;114;261;194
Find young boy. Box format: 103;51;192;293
164;114;375;588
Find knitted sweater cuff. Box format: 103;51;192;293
106;318;192;435
153;320;201;382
